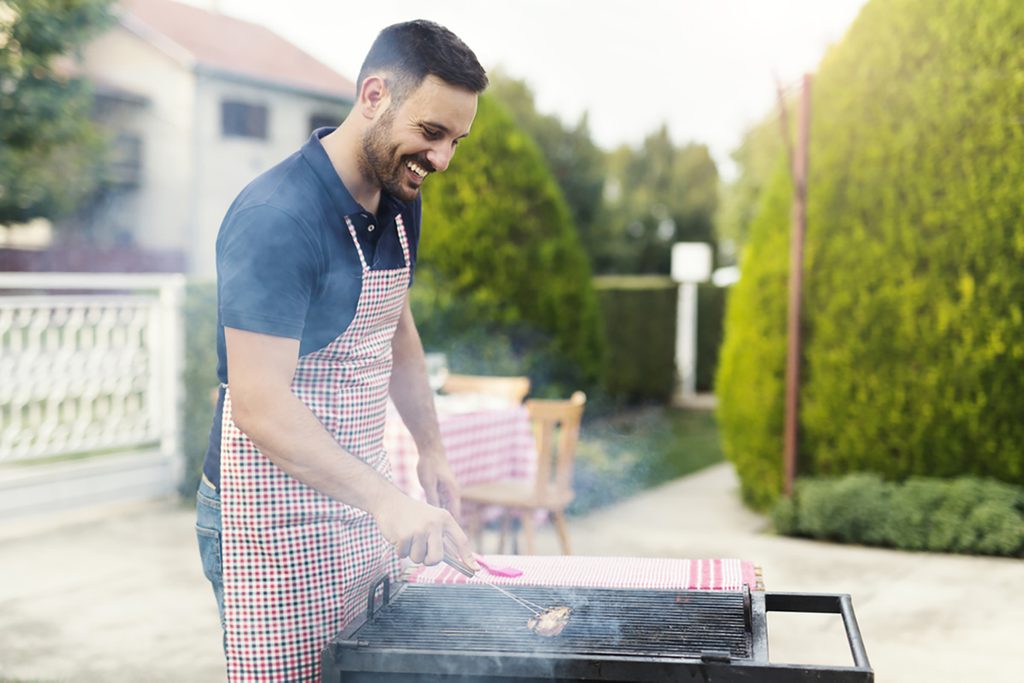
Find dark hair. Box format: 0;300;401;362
357;20;488;105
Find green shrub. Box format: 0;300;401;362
415;95;606;392
696;283;727;392
716;166;792;509
718;0;1024;508
592;276;676;403
775;474;1024;557
589;277;727;404
178;280;218;498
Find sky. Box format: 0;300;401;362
187;0;870;179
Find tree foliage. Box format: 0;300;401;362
715;111;788;264
717;0;1024;509
490;73;720;276
0;0;113;225
412;94;606;389
599;126;719;274
488;70;606;255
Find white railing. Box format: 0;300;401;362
0;272;186;516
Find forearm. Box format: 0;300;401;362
231;387;402;515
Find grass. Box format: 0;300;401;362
570;407;724;515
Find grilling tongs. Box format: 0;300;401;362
442;538;544;616
441;549;479;578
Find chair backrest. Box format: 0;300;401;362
442;373;531;405
526;391;586;500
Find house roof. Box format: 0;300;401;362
121;0;356;101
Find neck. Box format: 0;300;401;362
321;121;381;215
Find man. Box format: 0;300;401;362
194;20;487;681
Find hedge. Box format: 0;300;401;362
179;279;218;498
717;0;1024;509
590;277;728;404
696;283;727;392
773;474;1024;557
592;276;676;403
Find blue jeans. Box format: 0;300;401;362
195;476;225;633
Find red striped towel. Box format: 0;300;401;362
407;555;760;591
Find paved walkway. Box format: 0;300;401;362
1;462;1020;682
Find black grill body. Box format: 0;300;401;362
322;577;873;682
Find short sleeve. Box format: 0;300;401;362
217;204;320;339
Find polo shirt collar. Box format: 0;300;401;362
301;127;403;224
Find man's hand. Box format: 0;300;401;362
373;488;478;570
417;450;462;521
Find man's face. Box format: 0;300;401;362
360;75;478;201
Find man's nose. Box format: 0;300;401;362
426;143;454;173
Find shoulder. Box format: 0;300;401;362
219;157;326;256
227;151;330;234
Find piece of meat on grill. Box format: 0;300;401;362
527;606;572;637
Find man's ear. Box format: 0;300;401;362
359;75;391;121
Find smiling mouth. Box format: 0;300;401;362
406;160;429;180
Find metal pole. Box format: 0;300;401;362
783;74;811;497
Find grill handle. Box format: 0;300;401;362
765;592;871;670
367;574;391;622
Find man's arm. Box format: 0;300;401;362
225;326;473;567
388;300;464;522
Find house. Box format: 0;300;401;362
72;0;356;276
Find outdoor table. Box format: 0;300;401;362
384;394;538;518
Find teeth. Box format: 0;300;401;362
407;161;428;178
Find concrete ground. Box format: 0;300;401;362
1;462;1021;682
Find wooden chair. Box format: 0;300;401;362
442;373;531;405
462;391;586;555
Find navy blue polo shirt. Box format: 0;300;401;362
202;127;421;489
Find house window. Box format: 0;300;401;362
108;132;143;187
222;100;268;139
309;113;339;133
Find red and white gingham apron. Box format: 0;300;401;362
219;214;411;681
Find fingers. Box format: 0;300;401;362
408;532;428;564
444;522;479;572
393;514;447;565
424;528;444;566
380;495;467;568
406;524;445;565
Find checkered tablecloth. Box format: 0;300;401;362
407;555;761;592
385;400;537;504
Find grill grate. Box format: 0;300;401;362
349;583;751;659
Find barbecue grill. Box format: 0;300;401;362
322;575;873;682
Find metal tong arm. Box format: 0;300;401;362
442;550;478;577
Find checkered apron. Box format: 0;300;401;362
219;214;411;681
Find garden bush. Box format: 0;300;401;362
592;276;676;403
773;474;1024;557
591;277;727;404
178;279;218;497
414;95;606;394
717;0;1024;509
696;282;727;392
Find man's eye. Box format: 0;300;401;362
422;128;441;139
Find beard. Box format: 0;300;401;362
359;109;420;202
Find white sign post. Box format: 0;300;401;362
671;243;713;404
